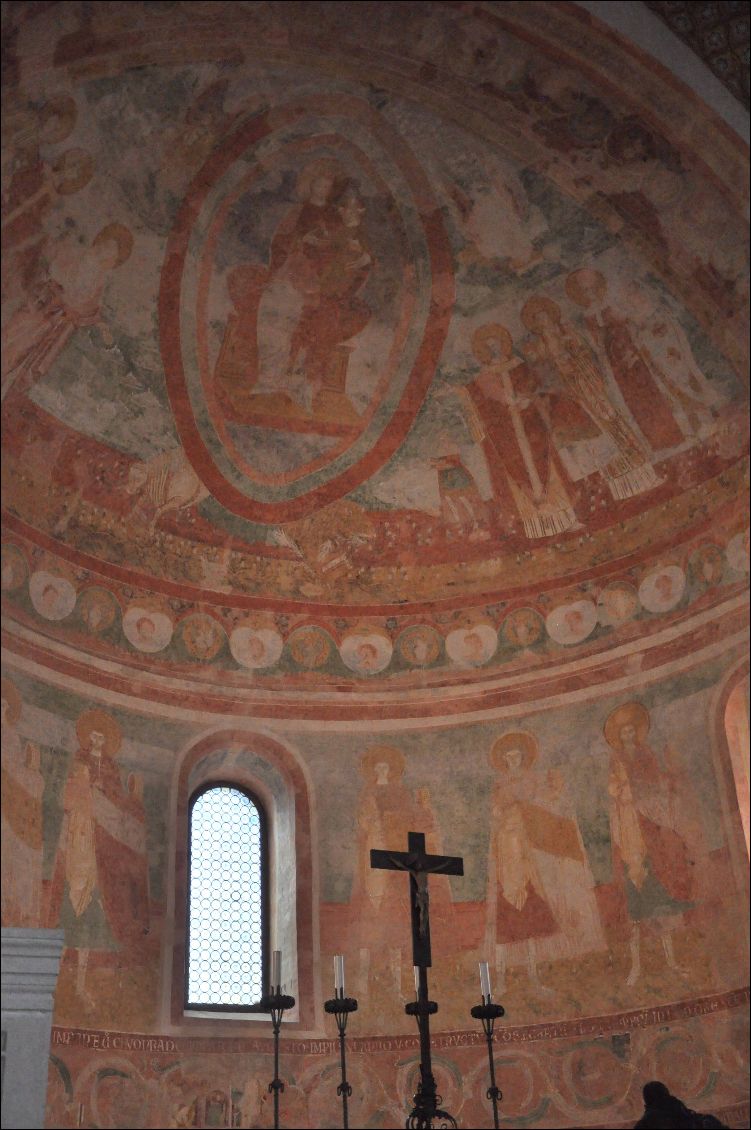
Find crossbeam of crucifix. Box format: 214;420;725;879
370;831;464;967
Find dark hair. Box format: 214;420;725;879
643;1082;672;1107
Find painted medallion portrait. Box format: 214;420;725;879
502;607;545;648
597;582;639;627
689;545;725;589
445;622;497;667
123;605;174;653
1;545;27;592
546;599;598;645
78;587;119;635
29;570;76;621
178;614;226;661
229;625;284;670
726;530;749;575
340;630;393;675
288;626;333;669
638;565;686;613
396;625;443;668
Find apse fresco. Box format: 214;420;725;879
1;1;748;1127
2;661;749;1127
2;1;749;696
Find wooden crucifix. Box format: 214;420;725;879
370;830;464;968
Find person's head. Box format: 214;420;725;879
604;701;650;753
619;722;637;749
338;188;365;227
137;615;156;640
51;147;93;195
361;744;405;785
642;1081;672;1108
472;323;513;365
565;268;607;310
374;760;390;786
76;708;121;759
245;634;266;663
357;642;379;670
490;731;538;775
41;582;59;611
92;223;133;269
298;158;343;206
515;612;536;646
39;96;77;145
463;631;485;661
655;574;674;601
521;295;562;336
310;173;334;205
86;603;103;629
623;280;655;320
89;729;105;757
564;609;583;635
504;746;524;773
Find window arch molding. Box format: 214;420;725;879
166;730;316;1030
712;659;750;915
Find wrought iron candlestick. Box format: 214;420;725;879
260;988;296;1130
324;988;358;1129
404;964;457;1129
470;996;505;1130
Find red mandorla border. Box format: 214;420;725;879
158;99;454;524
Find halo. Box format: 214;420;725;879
39;95;77;143
520;295;562;332
489;731;538;770
361;744;405;780
565;268;606;307
503;607;544;646
604;702;650;750
288;627;331;668
92;222;133;266
471;323;513;364
1;678;22;726
76;708;122;757
52;147;93;195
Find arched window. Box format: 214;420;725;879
169;731;315;1030
186;783;268;1011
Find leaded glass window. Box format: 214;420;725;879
186;784;267;1010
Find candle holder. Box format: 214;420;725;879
324;989;358;1129
260;989;296;1130
470;998;505;1130
403;966;457;1129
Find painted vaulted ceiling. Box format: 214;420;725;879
1;0;748;721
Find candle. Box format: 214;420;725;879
271;949;282;990
413;965;420;998
334;954;345;994
479;960;492;1001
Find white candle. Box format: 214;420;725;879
413;965;420;998
271;949;282;990
479;961;492;1000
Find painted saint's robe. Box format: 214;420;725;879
486;766;606;964
49;746;150;949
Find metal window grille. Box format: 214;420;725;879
186;784;266;1009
